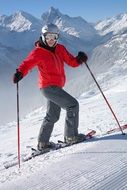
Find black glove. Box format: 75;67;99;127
13;70;23;83
76;51;88;64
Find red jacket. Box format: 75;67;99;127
18;43;79;88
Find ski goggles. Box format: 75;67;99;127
44;33;59;41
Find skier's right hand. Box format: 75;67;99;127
13;70;23;83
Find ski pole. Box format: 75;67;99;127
16;70;21;168
85;62;125;135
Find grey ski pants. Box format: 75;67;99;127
38;86;79;143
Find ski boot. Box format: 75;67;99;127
37;141;56;151
64;133;86;145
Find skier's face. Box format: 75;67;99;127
44;33;59;47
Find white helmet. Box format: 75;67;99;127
42;23;59;34
41;23;59;46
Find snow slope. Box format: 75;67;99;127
1;135;127;190
0;76;127;189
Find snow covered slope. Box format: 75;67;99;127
1;135;127;190
0;75;127;189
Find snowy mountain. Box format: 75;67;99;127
79;13;127;95
0;7;98;68
95;13;127;35
0;11;40;32
0;7;127;127
42;7;97;39
0;10;42;65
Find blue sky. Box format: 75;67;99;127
0;0;127;22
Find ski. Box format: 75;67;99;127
4;130;96;169
4;125;127;169
22;130;96;162
106;124;127;134
4;160;19;169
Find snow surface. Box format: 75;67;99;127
0;77;127;189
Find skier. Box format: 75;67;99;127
13;23;88;150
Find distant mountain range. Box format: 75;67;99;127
0;7;100;69
0;7;127;125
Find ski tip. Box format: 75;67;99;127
86;130;96;136
4;161;18;169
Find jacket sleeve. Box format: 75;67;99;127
61;45;79;67
18;48;42;77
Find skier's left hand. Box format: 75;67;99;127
76;51;88;64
